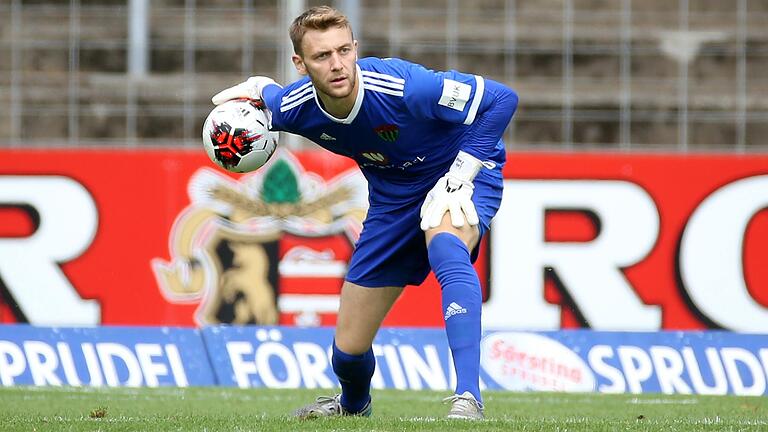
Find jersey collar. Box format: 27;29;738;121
313;64;364;124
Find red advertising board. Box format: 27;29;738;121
490;152;768;332
0;149;766;331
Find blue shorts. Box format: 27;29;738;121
345;167;504;288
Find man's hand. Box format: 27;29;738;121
420;151;484;231
211;76;279;105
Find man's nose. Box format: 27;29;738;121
330;53;342;70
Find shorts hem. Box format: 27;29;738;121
345;275;429;288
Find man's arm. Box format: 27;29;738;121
400;61;518;230
403;61;518;161
260;83;283;112
459;78;518;162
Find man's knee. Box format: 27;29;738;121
425;213;480;250
334;327;370;355
335;283;404;355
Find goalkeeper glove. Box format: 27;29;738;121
420;150;485;231
211;76;279;105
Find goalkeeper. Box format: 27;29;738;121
211;5;518;421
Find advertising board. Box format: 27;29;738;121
1;149;766;331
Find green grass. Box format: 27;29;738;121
0;386;766;431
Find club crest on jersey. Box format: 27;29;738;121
374;124;399;142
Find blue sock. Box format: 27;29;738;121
428;232;482;403
332;341;375;413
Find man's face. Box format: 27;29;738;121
292;26;357;100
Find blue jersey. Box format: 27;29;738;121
261;57;518;206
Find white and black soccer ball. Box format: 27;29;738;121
202;99;278;173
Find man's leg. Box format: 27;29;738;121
333;282;403;413
293;282;403;419
426;215;483;404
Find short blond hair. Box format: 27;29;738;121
289;6;353;56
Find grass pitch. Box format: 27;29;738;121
0;386;766;431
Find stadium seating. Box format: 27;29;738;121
0;0;766;149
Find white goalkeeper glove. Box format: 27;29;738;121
420;150;485;231
211;76;279;105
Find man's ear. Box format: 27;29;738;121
292;54;307;76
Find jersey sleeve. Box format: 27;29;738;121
403;62;486;126
402;60;518;161
261;82;287;132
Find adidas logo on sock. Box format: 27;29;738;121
444;302;468;320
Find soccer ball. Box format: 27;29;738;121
202;99;278;173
